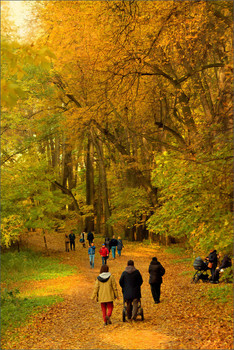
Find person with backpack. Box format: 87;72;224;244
69;230;76;251
80;231;87;248
109;235;118;259
87;231;94;245
119;260;143;320
148;257;165;304
92;264;118;326
88;242;96;269
117;236;124;257
99;243;109;265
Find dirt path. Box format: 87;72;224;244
2;232;233;349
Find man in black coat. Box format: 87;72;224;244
119;260;143;320
148;257;165;304
87;231;94;245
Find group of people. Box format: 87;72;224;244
92;257;165;326
65;231;124;270
205;249;232;283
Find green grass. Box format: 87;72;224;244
1;249;75;340
172;257;192;264
1;249;77;283
200;285;233;304
1;288;63;337
164;246;187;256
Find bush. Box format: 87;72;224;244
219;266;233;283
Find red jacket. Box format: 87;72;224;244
99;246;109;257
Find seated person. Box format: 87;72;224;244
213;254;232;282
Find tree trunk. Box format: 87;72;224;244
91;130;113;237
85;134;95;232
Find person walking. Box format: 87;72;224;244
80;231;87;248
87;231;94;245
69;230;76;251
92;264;118;326
109;235;118;259
117;236;124;257
104;237;110;252
119;260;143;320
65;233;69;252
88;242;96;268
99;243;109;265
148;257;165;304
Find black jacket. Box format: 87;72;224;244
87;232;94;241
148;260;165;284
110;238;118;248
119;266;143;300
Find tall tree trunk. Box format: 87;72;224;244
85;134;95;232
91;130;113;237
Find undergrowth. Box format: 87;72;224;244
1;249;77;283
1;249;75;338
1;288;63;338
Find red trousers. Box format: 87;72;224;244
100;302;113;322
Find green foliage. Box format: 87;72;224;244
205;285;233;304
1;250;77;284
107;187;151;227
164;246;187;256
1;288;63;337
147;149;233;253
219;267;233;284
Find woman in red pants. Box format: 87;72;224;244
92;264;118;326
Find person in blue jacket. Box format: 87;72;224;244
88;242;96;268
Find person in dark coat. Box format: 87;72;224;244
109;235;118;259
117;236;124;257
87;231;94;245
148;257;165;304
119;260;143;320
213;254;232;282
104;237;110;252
69;230;76;251
206;249;218;282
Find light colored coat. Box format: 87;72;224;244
92;272;118;303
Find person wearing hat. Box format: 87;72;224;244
99;243;109;265
148;257;165;304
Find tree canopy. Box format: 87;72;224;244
1;1;233;253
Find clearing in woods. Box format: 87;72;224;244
1;232;233;350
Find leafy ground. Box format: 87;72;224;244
1;231;233;349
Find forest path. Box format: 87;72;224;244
2;232;233;349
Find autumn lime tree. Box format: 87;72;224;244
1;1;232;253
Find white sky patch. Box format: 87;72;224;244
7;1;33;41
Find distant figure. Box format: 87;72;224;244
65;233;69;252
109;235;118;259
206;249;218;282
87;231;94;245
148;257;165;304
104;237;110;252
119;260;143;320
80;231;87;248
99;243;109;265
92;264;118;326
88;242;96;268
117;236;124;257
69;230;76;251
